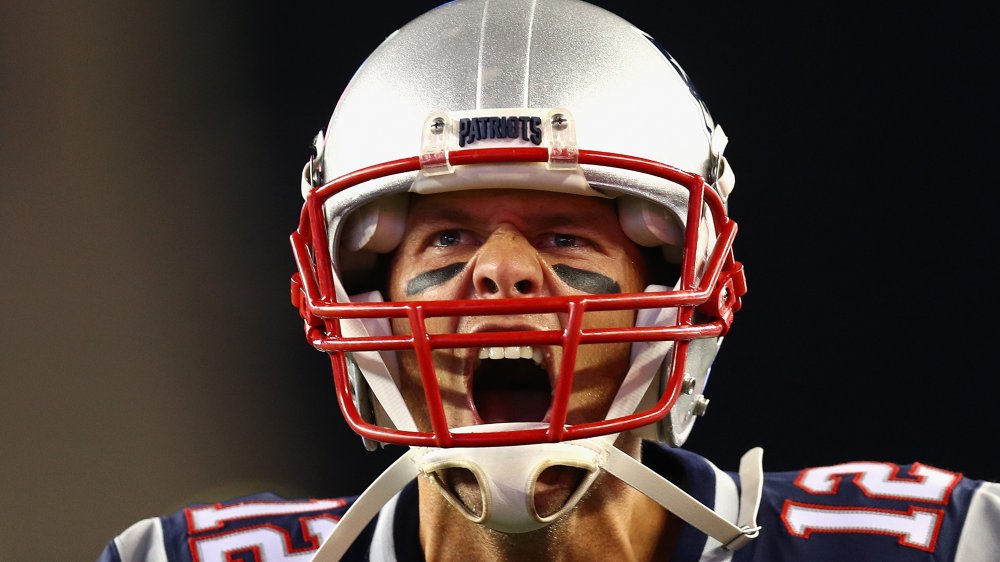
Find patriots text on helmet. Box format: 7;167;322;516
458;116;542;147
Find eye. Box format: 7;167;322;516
538;233;589;249
432;230;464;247
553;234;578;248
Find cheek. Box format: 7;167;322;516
390;317;411;336
581;309;636;330
387;257;409;302
390;311;456;338
567;341;633;421
606;237;649;293
617;255;648;293
393;351;433;432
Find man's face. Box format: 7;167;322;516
387;189;648;433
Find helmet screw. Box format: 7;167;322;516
681;376;697;395
430;116;446;134
551;113;568;130
693;395;710;417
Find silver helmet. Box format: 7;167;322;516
291;0;750;545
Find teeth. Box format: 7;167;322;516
478;346;541;364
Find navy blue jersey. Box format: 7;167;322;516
98;444;1000;561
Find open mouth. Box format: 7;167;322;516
471;346;553;424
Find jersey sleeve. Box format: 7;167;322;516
738;461;995;561
954;481;1000;561
95;494;357;562
97;517;167;562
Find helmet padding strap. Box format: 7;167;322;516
334;283;418;433
606;284;676;423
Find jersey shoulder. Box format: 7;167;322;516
736;460;998;562
98;493;359;562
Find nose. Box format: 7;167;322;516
472;227;544;298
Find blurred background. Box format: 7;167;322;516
1;1;995;559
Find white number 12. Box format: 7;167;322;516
781;462;960;552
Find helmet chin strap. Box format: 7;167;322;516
603;445;764;551
410;426;762;545
411;423;610;534
307;434;762;562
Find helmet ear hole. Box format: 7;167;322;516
342;193;409;253
618;196;684;248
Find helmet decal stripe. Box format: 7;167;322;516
477;0;538;108
405;262;468;296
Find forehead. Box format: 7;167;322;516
404;189;619;229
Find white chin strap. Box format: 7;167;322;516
604;446;764;551
412;423;609;534
308;436;763;562
411;426;763;544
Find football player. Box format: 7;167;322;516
99;1;1000;560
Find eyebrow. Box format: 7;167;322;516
427;207;475;224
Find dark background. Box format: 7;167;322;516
1;1;995;559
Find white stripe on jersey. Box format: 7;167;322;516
114;517;168;562
700;460;738;562
370;490;403;562
955;481;1000;562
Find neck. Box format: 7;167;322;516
417;437;679;562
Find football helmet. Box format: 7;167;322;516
290;0;756;555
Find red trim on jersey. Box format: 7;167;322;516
189;516;341;562
299;514;340;550
793;461;961;505
185;498;347;533
224;545;261;562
